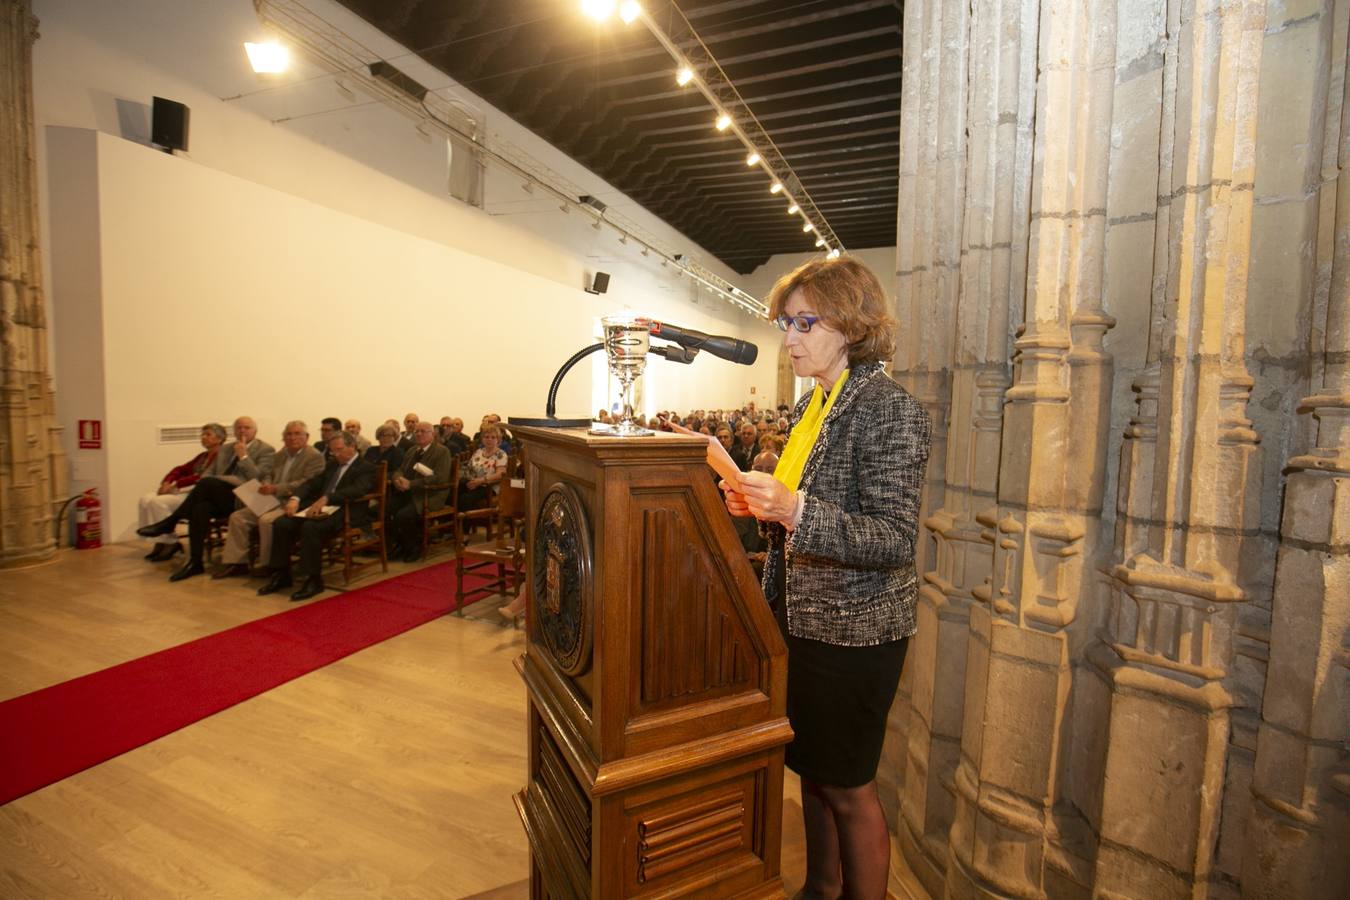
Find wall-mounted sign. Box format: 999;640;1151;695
78;420;102;449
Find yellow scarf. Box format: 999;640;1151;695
773;369;850;492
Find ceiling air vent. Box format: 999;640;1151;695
158;425;202;444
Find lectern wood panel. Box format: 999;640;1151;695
511;426;789;899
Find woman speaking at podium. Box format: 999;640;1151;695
722;257;931;899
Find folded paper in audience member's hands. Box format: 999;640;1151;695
412;462;434;477
663;419;743;487
291;505;338;518
233;478;280;516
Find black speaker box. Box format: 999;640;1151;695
151;97;190;152
588;271;611;295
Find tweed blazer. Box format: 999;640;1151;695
264;446;325;499
761;361;932;646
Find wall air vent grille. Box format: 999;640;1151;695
158;426;202;444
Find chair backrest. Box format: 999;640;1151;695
497;478;526;520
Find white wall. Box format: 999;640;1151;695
31;0;792;540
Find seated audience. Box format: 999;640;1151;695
214;420;324;578
386;420;452;562
458;423;508;511
344;418;372;454
137;422;226;562
137;416;276;581
258;431;375;602
441;416;470;455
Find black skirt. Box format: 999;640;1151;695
773;554;909;788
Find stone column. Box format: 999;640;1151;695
1088;0;1266;895
943;0;1118;894
885;0;966;848
896;0;1037;893
1243;2;1350;893
0;0;66;566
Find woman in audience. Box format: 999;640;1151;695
458;423;508;511
137;423;226;561
364;423;404;473
721;257;931;900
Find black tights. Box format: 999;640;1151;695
797;777;890;900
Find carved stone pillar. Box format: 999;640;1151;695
1089;0;1267;895
895;0;1035;893
942;0;1118;895
0;0;66;566
885;0;965;852
1243;2;1350;891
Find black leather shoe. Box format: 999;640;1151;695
211;563;250;580
289;578;325;602
257;572;293;596
168;560;205;582
136;518;177;538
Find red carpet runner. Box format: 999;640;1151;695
0;563;496;805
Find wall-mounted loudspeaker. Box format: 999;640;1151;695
585;271;611;295
151;97;190;153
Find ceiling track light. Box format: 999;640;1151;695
815;238;826;247
769;182;783;194
581;0;617;21
802;222;814;233
676;66;694;86
787;204;799;215
746;151;760;166
715;112;732;131
618;1;642;24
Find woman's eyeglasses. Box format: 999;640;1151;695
774;314;822;333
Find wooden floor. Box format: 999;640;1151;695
0;542;926;899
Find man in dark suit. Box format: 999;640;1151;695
258;431;374;601
386;419;452;562
314;417;342;459
397;412;419;452
730;422;759;472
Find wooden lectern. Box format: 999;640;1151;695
511;425;790;899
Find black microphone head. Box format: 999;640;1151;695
733;340;758;365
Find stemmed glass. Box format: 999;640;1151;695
598;314;654;436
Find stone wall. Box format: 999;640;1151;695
0;0;65;566
889;0;1349;897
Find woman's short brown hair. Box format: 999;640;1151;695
767;256;896;366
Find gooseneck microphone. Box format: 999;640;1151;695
647;321;758;365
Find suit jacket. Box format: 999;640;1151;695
398;440;452;513
730;441;758;472
207;438;276;485
294;456;376;528
760;361;932;647
265;446;325;499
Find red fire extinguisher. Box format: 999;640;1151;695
75;488;102;549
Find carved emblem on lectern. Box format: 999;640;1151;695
533;482;594;676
